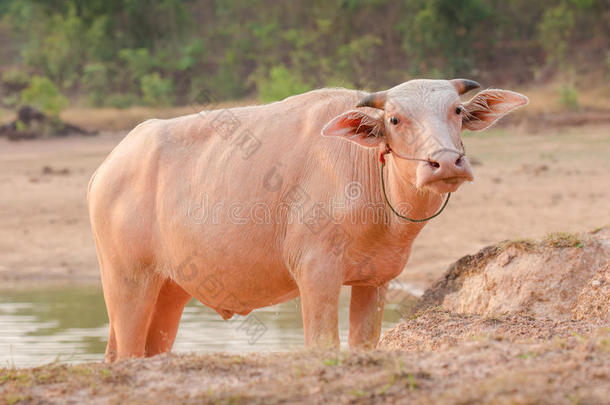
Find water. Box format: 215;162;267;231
0;286;408;368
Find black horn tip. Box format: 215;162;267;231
450;79;481;95
355;91;387;109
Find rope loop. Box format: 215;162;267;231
379;154;451;223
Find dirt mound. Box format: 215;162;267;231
572;262;610;321
375;232;609;403
378;309;597;351
413;228;609;321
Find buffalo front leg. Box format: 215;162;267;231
349;284;387;349
297;264;342;350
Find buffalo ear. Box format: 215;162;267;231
321;110;385;148
462;89;528;131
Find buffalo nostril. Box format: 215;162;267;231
428;160;440;169
455;156;463;166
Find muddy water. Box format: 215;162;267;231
0;286;408;367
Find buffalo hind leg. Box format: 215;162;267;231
145;279;192;357
105;326;117;362
102;270;164;362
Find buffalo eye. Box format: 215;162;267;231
389;117;399;125
455;106;464;115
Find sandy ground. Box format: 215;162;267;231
0;123;608;290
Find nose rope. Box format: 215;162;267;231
378;144;463;223
381;144;465;165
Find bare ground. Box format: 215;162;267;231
1;312;608;404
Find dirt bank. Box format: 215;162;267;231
413;228;610;320
573;262;610;321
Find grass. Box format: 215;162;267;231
322;357;341;366
517;351;538;359
494;231;585;253
543;232;583;248
496;238;538;253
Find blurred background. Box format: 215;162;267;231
0;0;609;112
0;0;609;366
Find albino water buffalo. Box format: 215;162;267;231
88;79;527;361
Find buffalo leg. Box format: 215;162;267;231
105;326;117;362
101;269;163;362
348;284;387;349
145;279;192;357
297;266;342;349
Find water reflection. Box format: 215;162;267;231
0;286;405;368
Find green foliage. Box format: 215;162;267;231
15;119;26;132
558;85;580;110
20;76;68;116
82;63;109;106
177;39;206;71
569;0;596;8
2;95;20;108
119;48;156;83
397;0;492;75
20;5;88;88
0;0;607;105
2;69;29;107
2;69;29;91
106;93;138;109
257;65;313;102
538;3;575;66
140;73;174;106
210;59;249;100
336;35;383;88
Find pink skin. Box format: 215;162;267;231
88;79;527;361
